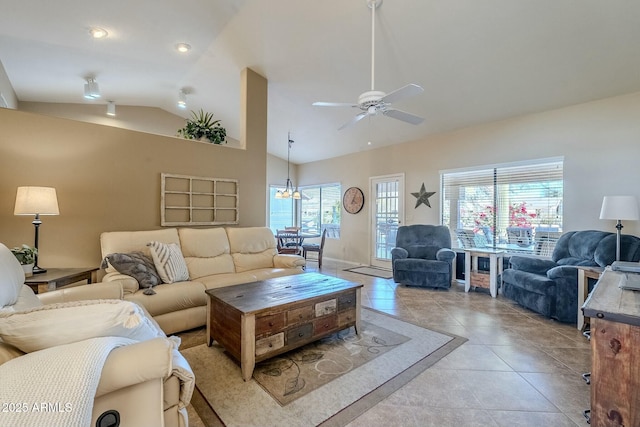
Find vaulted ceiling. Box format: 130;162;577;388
2;0;639;163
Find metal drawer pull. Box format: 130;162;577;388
298;332;304;337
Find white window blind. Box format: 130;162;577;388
441;159;563;251
300;183;341;237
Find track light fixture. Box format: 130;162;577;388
83;78;100;99
177;90;187;109
106;101;116;116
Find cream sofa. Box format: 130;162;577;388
0;244;194;427
100;226;306;334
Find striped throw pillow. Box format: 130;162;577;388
147;241;189;284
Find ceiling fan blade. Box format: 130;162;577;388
338;112;368;130
380;84;424;104
383;108;425;125
313;101;359;108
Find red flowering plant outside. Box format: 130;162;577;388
509;201;537;228
472;205;495;233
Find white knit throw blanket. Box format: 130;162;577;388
0;336;135;427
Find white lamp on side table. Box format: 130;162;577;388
599;195;639;261
14;186;60;274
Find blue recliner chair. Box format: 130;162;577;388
391;225;456;288
502;230;640;322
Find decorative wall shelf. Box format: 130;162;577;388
161;173;239;226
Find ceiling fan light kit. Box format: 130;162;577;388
312;0;424;130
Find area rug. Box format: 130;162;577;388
254;320;410;405
182;308;465;427
343;266;393;279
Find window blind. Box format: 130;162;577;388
441;159;563;251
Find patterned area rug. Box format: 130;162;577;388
254;321;410;406
182;308;465;427
343;266;393;279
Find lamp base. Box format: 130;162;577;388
32;266;47;274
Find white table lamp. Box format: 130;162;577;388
14;186;60;274
599;195;639;261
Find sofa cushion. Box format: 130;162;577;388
226;227;278;273
199;272;259;290
0;243;25;308
125;281;207;317
0;300;164;353
8;285;43;312
100;229;180;273
178;228;235;279
148;241;190;284
251;268;304;282
102;252;162;294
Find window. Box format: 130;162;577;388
268;185;295;233
300;183;341;238
441;158;563;252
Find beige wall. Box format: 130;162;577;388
0;69;267;268
298;92;640;264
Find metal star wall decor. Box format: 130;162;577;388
411;183;436;208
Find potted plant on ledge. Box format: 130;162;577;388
11;244;37;277
177;109;227;144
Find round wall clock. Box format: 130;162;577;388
343;187;365;214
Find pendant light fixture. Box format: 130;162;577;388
275;133;301;200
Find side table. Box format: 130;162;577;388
24;267;99;294
577;266;604;331
464;248;505;298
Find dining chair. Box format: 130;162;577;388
302;228;327;267
276;229;302;255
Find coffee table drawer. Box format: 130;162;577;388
313;315;337;335
338;308;357;325
287;323;313;346
256;332;285;356
256;312;286;335
315;299;337;317
287;305;314;325
338;290;357;311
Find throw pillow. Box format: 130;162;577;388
0;300;164;353
147;241;189;284
102;252;162;295
0;243;26;308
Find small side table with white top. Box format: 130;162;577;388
464;248;505;298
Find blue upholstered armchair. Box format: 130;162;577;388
502;230;640;322
391;225;456;288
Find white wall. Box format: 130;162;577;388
297;92;640;265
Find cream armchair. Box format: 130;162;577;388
0;244;194;427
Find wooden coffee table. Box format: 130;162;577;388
205;273;362;381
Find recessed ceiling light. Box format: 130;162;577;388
89;27;108;39
176;43;191;53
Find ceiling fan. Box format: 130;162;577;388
313;0;425;130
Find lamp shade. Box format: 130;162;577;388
599;196;640;220
14;187;60;216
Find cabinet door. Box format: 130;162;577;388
591;318;640;427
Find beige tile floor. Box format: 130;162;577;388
183;258;591;427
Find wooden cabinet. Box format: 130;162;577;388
583;269;640;427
